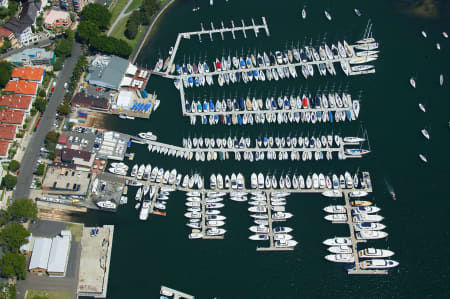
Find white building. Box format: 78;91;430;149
0;0;8;8
28;237;52;273
47;234;71;277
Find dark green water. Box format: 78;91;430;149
83;0;450;298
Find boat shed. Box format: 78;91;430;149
47;235;71;277
29;237;52;273
116;90;133;109
86;55;130;91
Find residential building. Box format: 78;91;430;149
71;93;109;110
0;26;19;49
0;140;10;158
0;109;26;127
28;237;52;273
0;94;33;113
3;80;38;97
43;9;71;30
0;124;17;141
3;0;42;46
11;66;45;83
8;48;55;66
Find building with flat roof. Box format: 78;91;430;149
8;48;55;67
29;237;52;273
3;80;38;97
43;9;71;30
42;166;91;196
86;55;131;91
0;94;33;113
47;235;71;277
71;93;109;110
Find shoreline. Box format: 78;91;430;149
131;0;177;64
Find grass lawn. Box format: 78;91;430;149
26;289;71;299
109;0;129;24
125;0;143;13
110;16;146;54
66;222;83;242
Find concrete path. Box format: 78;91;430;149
107;1;136;36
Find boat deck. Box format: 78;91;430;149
160;286;194;299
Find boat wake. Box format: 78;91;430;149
384;178;396;200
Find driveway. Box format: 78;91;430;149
13;42;82;201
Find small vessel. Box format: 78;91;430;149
410;77;416;88
324;10;332;21
325;254;355;263
359;259;399;269
358;248;394;258
443;32;448;38
274;239;298;248
440;74;444;86
356;230;388;240
418;103;426;112
354;222;386;231
249;234;269;241
323;237;351;246
350;200;372;207
421;129;430;140
323;205;346;214
353;214;384;223
328;246;352;254
419;154;428;163
189;232;203;239
421;31;427;38
96;200;116;209
352;206;381;214
301;6;306;19
324;214;347;223
354;8;361;16
139;201;150;220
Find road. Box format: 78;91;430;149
107;0;135;36
0;39;53;60
13;42;82;201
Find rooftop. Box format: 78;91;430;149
44;9;70;24
9;48;54;63
71;93;109;110
29;237;52;270
0;94;33;110
47;235;71;275
0;124;16;140
3;80;38;95
0;109;25;125
11;66;45;81
42;166;91;196
0;140;10;157
0;26;13;38
86;55;130;91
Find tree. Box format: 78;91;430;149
0;7;8;19
36;163;45;176
7;1;19;16
33;97;47;113
80;3;111;30
0;61;13;88
76;20;100;44
8;160;20;172
38;88;46;98
0;222;30;253
125;19;138;40
7;198;38;221
55;38;73;58
90;35;132;58
0;39;12;53
2;174;17;190
0;252;26;279
47;151;56;160
45;130;59;144
57;103;71;115
54;56;64;71
142;0;160;22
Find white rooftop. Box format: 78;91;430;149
125;64;137;76
116;90;133;109
29;237;52;270
47;235;71;275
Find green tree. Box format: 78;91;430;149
54;56;64;71
125;19;138;40
36;163;45;176
0;222;30;253
0;252;26;279
0;7;8;19
0;61;13;88
47;151;56;160
8;160;20;172
57;103;71;115
7;198;37;221
45;130;59;144
7;0;19;16
0;210;8;226
38;88;46;98
76;20;100;44
90;35;132;58
80;3;111;30
2;174;17;190
65;28;74;41
142;0;160;21
0;39;12;53
34;98;47;113
55;38;73;58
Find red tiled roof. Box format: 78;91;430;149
0;26;13;38
0;140;10;157
11;67;44;82
58;134;68;145
0;94;32;110
3;80;38;96
0;109;25;125
0;124;16;140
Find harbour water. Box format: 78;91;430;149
82;0;449;298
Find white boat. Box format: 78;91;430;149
207;220;225;227
249;234;269;241
273;234;293;241
96;200;116;209
419;154;428;163
350;190;368;197
130;164;138;177
273;226;293;234
322;190;343;198
249;225;269;233
443;32;449;38
324;10;332;21
323;237;351;246
421;30;427;38
353;214;384;222
138;132;157;141
356;230;388;240
328;246;352;254
359;248;394;258
418;103;426;112
352;206;381;214
325;254;354;263
274;239;298;248
440;74;444;86
359;259;399;269
324;214;347;223
354;222;386;231
184;212;201;218
410;77;416;88
189;232;203;239
301;6;306;19
206;227;226;236
272;212;293;220
421;129;430;140
139;201;150;220
323;205;346;213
